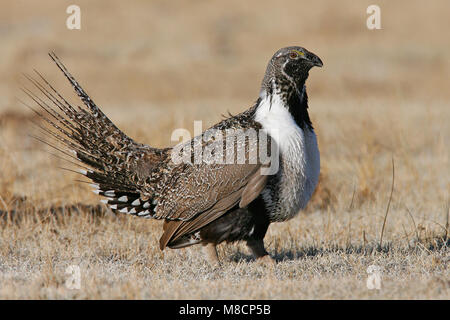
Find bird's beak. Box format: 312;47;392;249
306;52;323;68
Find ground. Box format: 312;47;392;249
0;0;448;299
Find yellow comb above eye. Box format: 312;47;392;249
293;50;304;56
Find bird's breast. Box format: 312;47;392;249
255;93;320;221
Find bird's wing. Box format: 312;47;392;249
156;129;270;249
158;161;268;249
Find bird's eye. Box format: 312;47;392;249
289;51;299;59
289;50;305;59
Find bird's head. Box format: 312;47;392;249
261;46;323;95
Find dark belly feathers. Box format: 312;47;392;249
167;197;270;249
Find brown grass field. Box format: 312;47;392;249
0;0;448;299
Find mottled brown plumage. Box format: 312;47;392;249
25;47;323;265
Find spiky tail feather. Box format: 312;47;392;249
23;53;157;218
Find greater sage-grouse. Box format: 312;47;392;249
25;46;323;265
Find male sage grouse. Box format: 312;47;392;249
24;46;323;265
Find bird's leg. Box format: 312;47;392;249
203;243;220;266
246;239;276;266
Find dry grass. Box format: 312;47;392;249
0;0;448;299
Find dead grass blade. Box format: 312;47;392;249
379;156;395;248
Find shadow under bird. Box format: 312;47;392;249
24;46;323;266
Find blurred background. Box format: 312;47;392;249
0;0;448;299
0;0;448;218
